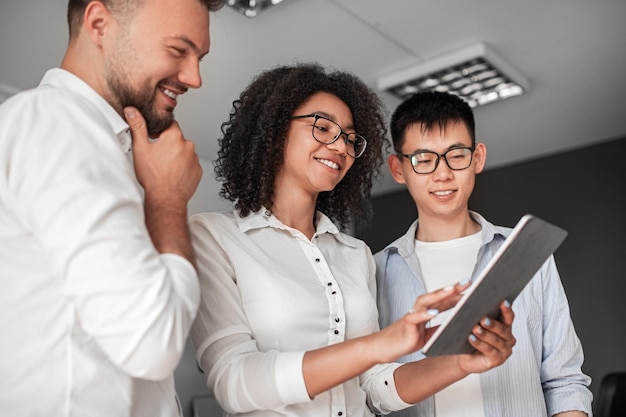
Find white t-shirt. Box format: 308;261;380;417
415;231;484;417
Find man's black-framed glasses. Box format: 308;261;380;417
290;114;368;158
397;146;475;174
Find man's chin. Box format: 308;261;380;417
146;115;174;137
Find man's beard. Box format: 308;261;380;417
132;89;174;137
107;70;174;137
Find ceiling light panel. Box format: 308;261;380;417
377;43;530;108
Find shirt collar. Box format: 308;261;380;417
234;208;357;248
470;211;505;244
39;68;132;152
384;210;505;258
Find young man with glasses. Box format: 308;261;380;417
375;91;592;417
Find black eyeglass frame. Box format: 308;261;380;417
396;146;476;174
290;114;368;158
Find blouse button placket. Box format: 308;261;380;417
305;238;346;345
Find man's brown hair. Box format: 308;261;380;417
67;0;226;38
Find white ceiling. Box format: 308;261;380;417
2;0;625;213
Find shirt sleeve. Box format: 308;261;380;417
360;247;414;414
188;213;312;414
1;92;199;380
540;256;593;415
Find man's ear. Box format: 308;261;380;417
82;1;112;46
387;154;407;185
473;142;487;174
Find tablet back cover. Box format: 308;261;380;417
422;214;568;356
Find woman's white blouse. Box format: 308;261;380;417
189;210;409;417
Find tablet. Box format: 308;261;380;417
421;214;568;356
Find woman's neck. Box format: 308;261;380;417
271;192;318;240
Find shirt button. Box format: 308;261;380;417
335;317;340;323
334;330;339;335
338;412;343;416
327;282;332;286
315;258;320;262
331;291;337;295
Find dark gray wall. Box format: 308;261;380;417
358;136;626;406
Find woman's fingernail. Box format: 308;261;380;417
469;334;478;342
483;318;492;326
504;299;511;308
427;308;439;317
458;277;470;286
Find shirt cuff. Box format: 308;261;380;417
367;363;413;414
160;253;200;312
274;350;311;405
160;252;196;274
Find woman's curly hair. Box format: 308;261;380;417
215;62;388;230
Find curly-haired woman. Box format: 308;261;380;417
188;63;515;417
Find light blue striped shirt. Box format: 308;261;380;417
374;212;593;417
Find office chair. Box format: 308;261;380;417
595;372;626;417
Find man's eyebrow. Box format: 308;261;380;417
410;142;470;154
445;142;471;150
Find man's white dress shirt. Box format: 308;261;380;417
0;69;200;417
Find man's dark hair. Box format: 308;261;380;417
215;62;389;231
390;91;476;152
67;0;226;38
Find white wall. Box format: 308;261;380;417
188;158;233;216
